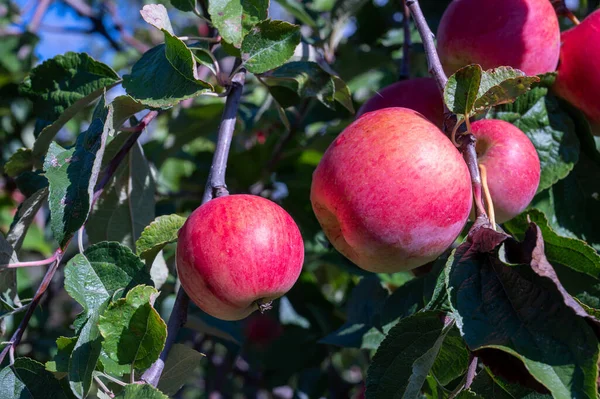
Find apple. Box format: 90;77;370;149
471;119;540;223
553;10;600;135
357;78;444;128
437;0;560;76
176;194;304;321
311;108;472;273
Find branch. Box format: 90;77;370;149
28;0;52;33
142;67;247;387
0;249;64;365
400;0;412;79
550;0;580;25
405;0;488;221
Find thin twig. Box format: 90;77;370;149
0;250;63;365
94;375;114;398
28;0;52;32
405;0;488;220
400;0;412;79
0;251;58;269
142;67;247;388
465;354;478;389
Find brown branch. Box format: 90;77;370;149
550;0;580;25
405;0;488;221
28;0;52;33
142;67;247;387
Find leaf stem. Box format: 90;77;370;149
94;375;114;398
0;249;64;365
0;251;58;269
141;66;247;387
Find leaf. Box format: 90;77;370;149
504;210;600;280
170;0;195;12
319;276;388;347
447;225;599;398
273;0;317;28
470;367;552;399
473;67;540;113
379;277;427;330
332;74;354;113
7;187;48;252
114;383;169;399
444;64;482;116
488;87;580;191
86;140;155;251
44;96;113;248
136;214;186;261
98;285;167;371
69;311;105;398
64;242;152;317
46;336;77;375
3;148;34;177
111;95;147;129
0;358;71;399
140;4;174;35
242;20;301;74
0;235;19;321
20;52;120;121
208;0;269;47
430;326;470;387
365;311;452;398
156;344;204;396
123;37;213;108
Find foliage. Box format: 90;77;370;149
0;0;598;398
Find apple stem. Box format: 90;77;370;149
256;299;273;314
142;64;247;388
478;164;496;230
405;0;489;221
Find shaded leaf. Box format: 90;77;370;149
7;187;48;252
68;311;105;398
3;148;33;177
170;0;195;12
46;336;77;375
242;20;301;74
444;64;481;116
0;358;70;399
136;214;186;261
157;344;204;396
430;326;470;386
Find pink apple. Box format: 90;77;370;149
471;119;540;223
311;108;472;273
553;10;600;135
357;78;444;128
176;195;304;321
437;0;560;76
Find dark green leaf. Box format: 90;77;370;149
44;97;113;248
20;52;120;121
114;383;169;399
208;0;269;47
157;344;204;396
46;336;77;375
471;367;552;399
98;285;167;371
430;326;470;386
3;148;33;177
242;20;301;74
68;311;105;398
366;311;452;399
136;214;186;261
0;358;70;399
273;0;317;28
170;0;195;12
7;187;48;252
444;64;482;116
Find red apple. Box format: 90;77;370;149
311;108;472;273
176;194;304;321
553;10;600;135
437;0;560;76
357;78;444;128
471;119;540;223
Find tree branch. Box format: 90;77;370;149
28;0;52;33
142;67;247;387
400;0;412;79
405;0;488;221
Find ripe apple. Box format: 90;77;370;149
311;108;472;273
471;119;540;223
176;194;304;321
437;0;560;76
357;78;444;128
553;10;600;135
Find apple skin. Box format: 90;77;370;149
553;10;600;135
176;194;304;321
357;78;444;128
311;108;472;273
437;0;560;76
471;119;540;223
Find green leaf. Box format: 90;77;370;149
3;148;34;177
273;0;317;28
111;95;147;129
64;242;152;317
114;383;169;399
86;138;155;251
20;52;120;121
46;336;77;375
0;358;71;399
98;285;167;371
471;367;552;399
208;0;269;47
7;187;48;252
157;344;204;396
447;228;599;398
444;64;482;116
430;326;470;387
332;74;354;113
504;210;600;279
366;311;452;398
170;0;195;12
140;4;174;35
242;20;301;74
68;311;105;398
473;67;540;113
489;87;580;192
43;97;113;248
0;235;19;320
135;214;186;261
123;36;213;108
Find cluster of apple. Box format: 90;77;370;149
175;0;599;322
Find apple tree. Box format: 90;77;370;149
0;0;599;398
